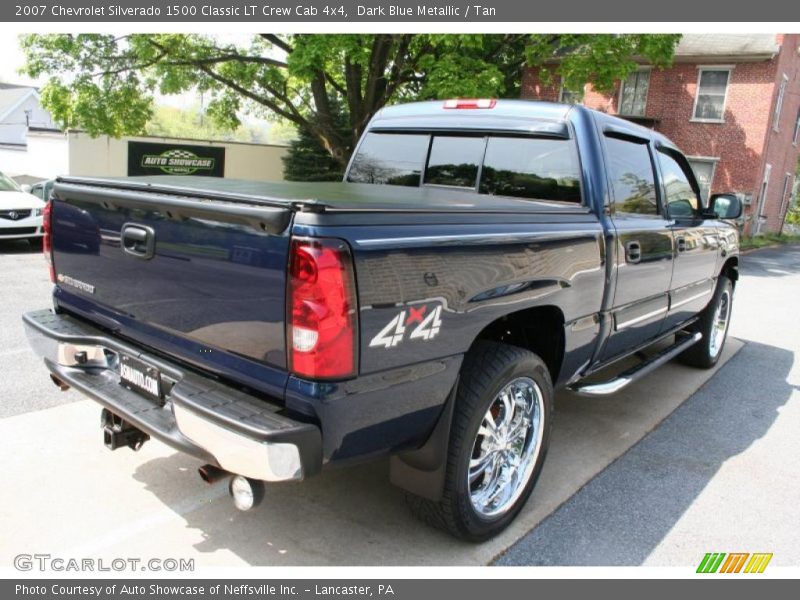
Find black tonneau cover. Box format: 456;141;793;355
56;175;583;215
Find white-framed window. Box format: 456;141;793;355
773;74;789;132
692;67;733;123
618;68;651;116
755;163;772;235
793;107;800;146
687;157;719;202
779;173;794;223
559;83;584;105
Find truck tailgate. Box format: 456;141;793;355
50;178;294;398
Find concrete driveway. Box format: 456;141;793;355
3;240;791;567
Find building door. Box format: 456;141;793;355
598;133;674;362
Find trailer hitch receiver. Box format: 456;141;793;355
101;408;150;451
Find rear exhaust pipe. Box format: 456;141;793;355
198;464;230;484
198;466;265;511
229;475;265;511
50;374;70;391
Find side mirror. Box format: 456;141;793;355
20;184;32;193
707;193;742;220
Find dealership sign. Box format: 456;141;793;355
128;142;225;177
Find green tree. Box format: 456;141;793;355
784;157;800;227
21;33;680;167
282;124;345;181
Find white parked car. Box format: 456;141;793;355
0;171;46;246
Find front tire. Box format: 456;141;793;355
407;341;553;541
679;276;733;369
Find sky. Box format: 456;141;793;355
0;34;39;86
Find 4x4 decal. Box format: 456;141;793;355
369;304;443;348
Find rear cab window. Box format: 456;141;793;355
424;136;485;188
347;131;583;204
346;132;429;186
480;137;581;203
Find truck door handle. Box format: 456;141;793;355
121;224;155;260
676;236;687;253
625;241;642;264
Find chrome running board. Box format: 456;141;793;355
569;331;703;397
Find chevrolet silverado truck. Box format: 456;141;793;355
23;100;742;541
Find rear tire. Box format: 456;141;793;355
678;276;733;369
406;341;553;542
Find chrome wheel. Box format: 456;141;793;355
709;289;731;358
468;376;545;518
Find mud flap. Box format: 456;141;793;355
389;376;458;501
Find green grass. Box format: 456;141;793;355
740;232;800;251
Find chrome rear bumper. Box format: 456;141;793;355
23;309;322;482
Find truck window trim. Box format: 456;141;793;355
367;120;572;139
602;125;651;146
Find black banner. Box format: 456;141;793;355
2;0;791;22
5;579;796;600
128;141;226;178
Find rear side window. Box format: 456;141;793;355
479;137;582;203
424;136;486;188
347;133;429;187
604;136;659;215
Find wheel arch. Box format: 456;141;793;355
720;255;739;286
390;305;565;502
472;304;566;384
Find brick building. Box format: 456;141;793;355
521;34;800;234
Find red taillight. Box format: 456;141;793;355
443;98;497;109
43;200;55;283
287;237;358;380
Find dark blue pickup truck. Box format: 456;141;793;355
23;100;742;540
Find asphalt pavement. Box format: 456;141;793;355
496;245;800;566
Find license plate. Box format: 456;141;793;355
119;354;162;402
